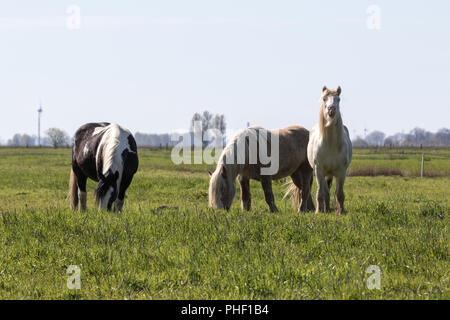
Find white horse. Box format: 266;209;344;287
308;86;352;214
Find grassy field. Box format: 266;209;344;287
0;147;448;299
348;148;450;177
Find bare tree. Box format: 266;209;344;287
190;111;226;147
46;128;70;148
10;133;22;146
365;131;385;146
190;113;202;133
435;128;450;146
213;114;227;146
20;134;35;147
213;114;226;134
201;111;213;134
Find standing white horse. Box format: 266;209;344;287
308;86;352;214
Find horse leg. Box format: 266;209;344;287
334;174;346;215
238;175;251;211
114;171;133;212
315;166;327;213
261;176;278;212
291;165;312;213
76;173;88;211
307;175;315;211
325;176;333;212
326;176;332;190
114;149;138;212
300;162;313;212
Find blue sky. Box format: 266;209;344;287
0;0;449;143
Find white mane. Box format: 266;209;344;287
95;123;132;175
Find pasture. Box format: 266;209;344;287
0;147;448;299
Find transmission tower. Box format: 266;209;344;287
37;101;43;146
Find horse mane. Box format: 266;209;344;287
319;101;343;147
94;124;122;175
319;103;326;137
94;123;123;204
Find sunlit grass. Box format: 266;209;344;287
0;148;448;299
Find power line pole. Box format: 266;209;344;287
37;101;43;147
421;153;425;178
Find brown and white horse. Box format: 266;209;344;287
209;125;314;212
307;86;352;214
69;122;139;212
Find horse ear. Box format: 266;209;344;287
208;170;212;177
322;86;328;92
337;86;342;95
219;165;227;178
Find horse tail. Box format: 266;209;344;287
283;180;301;211
69;168;78;210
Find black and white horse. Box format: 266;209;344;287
69;122;139;212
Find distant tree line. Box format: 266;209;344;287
353;127;450;148
134;133;178;148
6;123;447;149
5;128;70;148
8;133;39;147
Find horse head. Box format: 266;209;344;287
320;86;342;125
208;163;236;211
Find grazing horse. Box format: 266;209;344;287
208;126;314;212
69;122;139;212
307;86;352;214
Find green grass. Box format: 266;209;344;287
0;148;448;299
